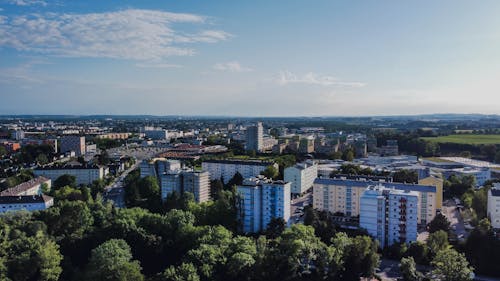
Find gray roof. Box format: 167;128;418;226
314;178;437;193
0;177;50;196
0;195;53;204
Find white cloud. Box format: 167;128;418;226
0;9;230;60
276;71;365;87
5;0;47;6
213;61;253;72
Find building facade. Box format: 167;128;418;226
0;177;51;196
34;166;107;185
0;195;54;213
160;170;211;203
140;158;182;178
488;183;500;229
284;161;318;195
313;178;438;224
245;122;263;152
360;185;418;247
237;177;291;233
202;160;278;184
60;135;86;156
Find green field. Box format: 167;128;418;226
421;134;500;145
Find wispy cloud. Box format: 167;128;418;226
135;63;183;69
213;61;253;72
4;0;47;6
276;71;365;87
0;9;230;61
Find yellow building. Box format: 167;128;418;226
418;176;443;210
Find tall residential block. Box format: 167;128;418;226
245;122;263;152
488;183;500;229
60;135;86;156
237;177;291;233
284;161;318;195
360;185;418;247
313;178;438;225
160;170;210;203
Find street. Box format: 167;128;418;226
103;159;140;208
290;191;313;224
441;199;468;240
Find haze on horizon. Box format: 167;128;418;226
0;0;499;116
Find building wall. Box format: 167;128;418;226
418;176;443;210
313;179;437;224
34;168;104;185
0;198;53;213
284;162;318;195
60;136;86;156
245;122;263;152
488;186;500;229
202;161;277;184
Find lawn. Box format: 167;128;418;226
421;134;500;145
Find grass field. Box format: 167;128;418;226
421;134;500;145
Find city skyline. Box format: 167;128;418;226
1;0;500;116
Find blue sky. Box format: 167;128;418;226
0;0;499;116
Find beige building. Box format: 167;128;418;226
313;178;439;224
418;176;443;210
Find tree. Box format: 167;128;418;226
336;235;379;281
85;239;144;281
431;248;474;281
343;151;354;162
0;145;7;157
393;169;418;184
399;257;423;281
427;230;449;257
36;154;49;165
53;174;77;189
161;263;200;281
265;217;286;239
480;144;497;162
428;213;450;233
226;172;243;189
6;232;62;281
210;179;224;200
261;165;279;179
97;150;110;165
495;151;500;164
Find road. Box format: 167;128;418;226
103;159;140;208
290;191;313;224
441;199;468;240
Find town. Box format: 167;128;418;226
0;115;499;281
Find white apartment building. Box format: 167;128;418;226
160;170;210;203
237;177;291;233
0;195;54;213
360;185;418;247
0;177;51;196
60;135;86;156
34;166;107;186
142;127;169;140
202;160;278;184
442;167;491;187
284;161;318;195
488;183;500;229
313;178;437;225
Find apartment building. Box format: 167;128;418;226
313;178;438;224
160;170;210;203
246;122;264;152
34;165;107;186
60;135;86;156
0;177;51;196
0;195;54;213
488;183;500;229
284;161;318;195
237;177;291;233
140;158;182;178
202;159;278;184
360;185;418;247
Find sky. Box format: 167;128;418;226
0;0;499;116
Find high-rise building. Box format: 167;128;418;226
284;161;318;195
11;130;25;140
60;135;86;156
202;159;278;184
360;185;418;247
237;176;291;233
313;178;438;224
160;170;210;203
487;183;500;229
245;122;263;152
